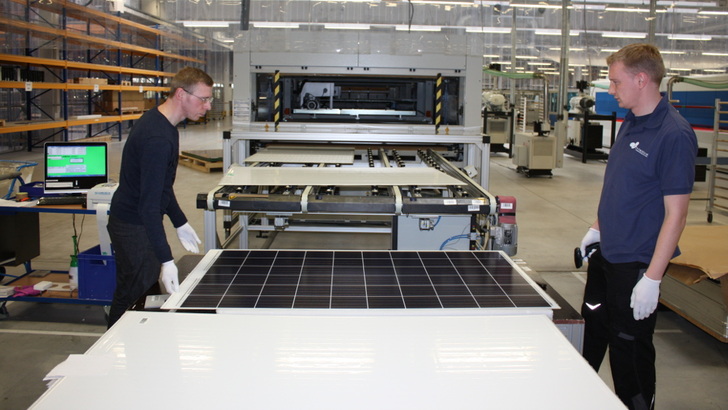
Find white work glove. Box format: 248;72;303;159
160;260;179;294
630;274;661;320
579;228;601;261
176;222;201;253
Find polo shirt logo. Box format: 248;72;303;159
630;141;649;158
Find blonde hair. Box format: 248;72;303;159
169;67;213;96
607;44;666;86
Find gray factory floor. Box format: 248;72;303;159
1;118;728;409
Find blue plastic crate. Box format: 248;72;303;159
77;245;116;301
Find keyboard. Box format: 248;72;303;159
37;196;87;206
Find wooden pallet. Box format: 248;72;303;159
178;150;223;173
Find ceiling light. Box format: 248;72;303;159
535;29;578;36
703;52;728;56
324;23;371;30
466;27;511;33
572;4;606;10
671;68;693;71
601;31;647;39
252;22;301;29
509;3;562;9
660;50;686;55
657;0;715;6
667;34;712;40
396;25;441;32
483;54;500;58
179;21;231;28
515;55;538;59
660;7;699;13
704;69;726;73
698;10;728;15
527;62;552;66
605;7;650;12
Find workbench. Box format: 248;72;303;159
0;202;112;314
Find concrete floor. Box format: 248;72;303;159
1;119;728;409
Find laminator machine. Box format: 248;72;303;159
198;131;517;255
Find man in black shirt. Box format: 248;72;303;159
107;67;214;328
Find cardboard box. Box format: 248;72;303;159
101;90;147;113
74;77;108;85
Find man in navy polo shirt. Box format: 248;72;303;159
578;44;697;410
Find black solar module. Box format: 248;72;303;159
177;250;553;310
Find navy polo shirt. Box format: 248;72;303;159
597;94;697;264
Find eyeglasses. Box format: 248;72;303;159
183;88;214;104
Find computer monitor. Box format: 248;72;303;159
43;141;109;195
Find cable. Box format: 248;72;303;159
439;234;469;250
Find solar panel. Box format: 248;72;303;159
166;250;556;311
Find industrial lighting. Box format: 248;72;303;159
657;0;716;6
698;10;728;15
179;21;231;27
660;50;686;55
527;62;552;66
702;52;728;56
659;7;699;13
548;47;585;51
535;29;579;36
671;68;694;71
667;34;712;40
324;23;371;30
572;4;606;10
515;55;538;59
252;22;301;29
466;27;511;33
409;0;475;5
601;32;647;39
395;25;442;31
483;54;500;58
509;3;562;9
605;7;650;12
704;69;727;72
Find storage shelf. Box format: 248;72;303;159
0;81;169;93
0;114;144;135
0;54;175;78
0;0;208;148
0;17;204;65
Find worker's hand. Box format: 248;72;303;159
160;260;179;294
176;222;201;253
579;228;600;261
630;274;661;320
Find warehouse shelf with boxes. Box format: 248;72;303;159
0;0;210;151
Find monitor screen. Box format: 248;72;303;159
43;141;109;195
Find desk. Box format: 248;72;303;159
0;203;110;313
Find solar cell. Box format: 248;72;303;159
169;250;555;311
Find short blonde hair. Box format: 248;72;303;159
607;44;666;86
169;67;213;96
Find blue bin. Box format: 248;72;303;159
77;245;116;301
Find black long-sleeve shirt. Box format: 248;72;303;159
110;107;187;263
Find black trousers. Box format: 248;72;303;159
581;249;658;410
106;215;162;328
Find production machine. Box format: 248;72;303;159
562;80;616;163
482;91;514;155
511;84;565;177
253;74;460;125
198;144;517;256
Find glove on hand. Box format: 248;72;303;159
630;274;661;320
579;228;600;261
176;222;201;253
160;260;179;294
